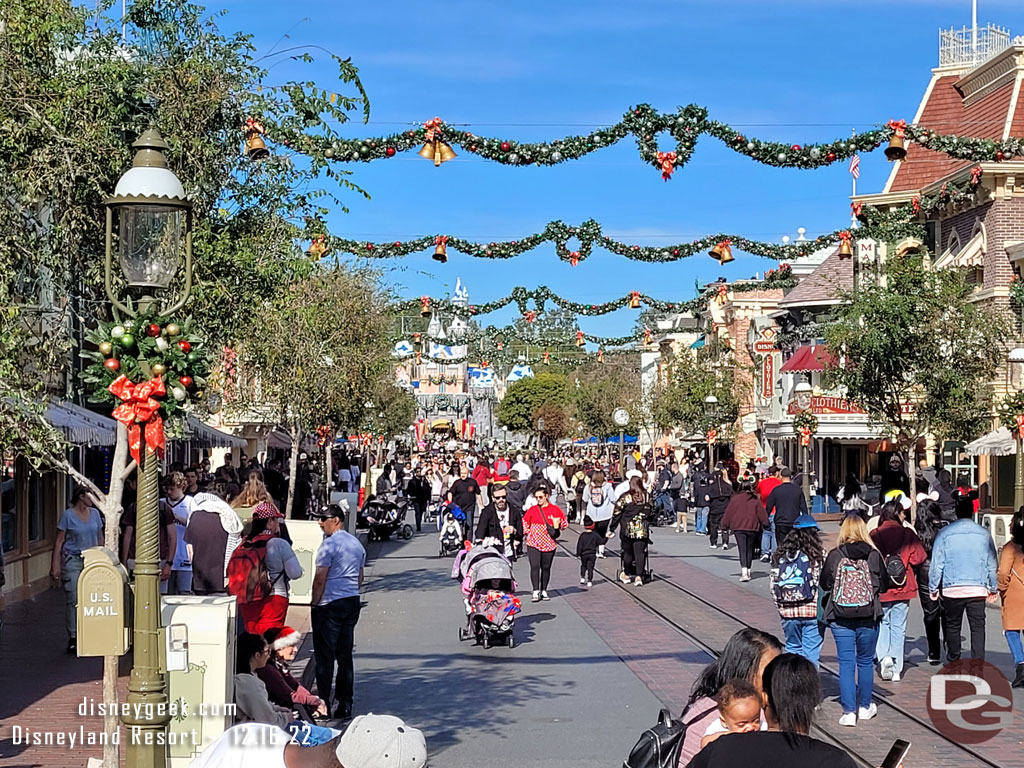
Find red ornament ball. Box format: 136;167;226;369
997;151;1005;161
791;144;801;152
469;145;477;152
104;358;120;372
146;323;161;337
177;340;192;354
365;242;373;250
826;152;836;162
500;141;511;152
673;249;680;256
179;375;193;389
394;241;402;247
385;147;396;157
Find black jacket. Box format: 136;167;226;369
764;482;807;526
505;480;527;513
406;476;431;504
576;530;603;559
475;502;523;547
705;477;733;516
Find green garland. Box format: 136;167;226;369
80;312;210;419
792;411;819;434
402;266;795;320
399;347;633;369
305;104;1024;173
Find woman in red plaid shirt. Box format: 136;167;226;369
769;515;825;668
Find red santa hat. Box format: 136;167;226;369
265;625;302;651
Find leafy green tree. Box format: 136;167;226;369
651;340;741;436
497;373;570;434
365;381;418;441
237;267;396;516
573;358;642;437
824;253;1008;483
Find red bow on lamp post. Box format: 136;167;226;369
706;428;718;444
799;426;812;447
108;375;167;464
1015;414;1024;440
656;151;677;181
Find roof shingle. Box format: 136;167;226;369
777;247;849;308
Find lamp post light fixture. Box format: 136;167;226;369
1010;347;1024;511
703;394;719;467
103;127;192;768
793;379;814;505
613;408;630;475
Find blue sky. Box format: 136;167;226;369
218;0;1024;338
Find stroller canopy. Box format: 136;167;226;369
468;557;515;588
459;545;511;581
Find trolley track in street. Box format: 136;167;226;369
555;529;1008;768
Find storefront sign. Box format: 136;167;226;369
787;395;868;415
762;354;774;400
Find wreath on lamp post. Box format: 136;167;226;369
999;391;1024;442
792;411;818;447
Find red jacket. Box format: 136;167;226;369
870;520;927;602
721;492;769;532
472;464;491;487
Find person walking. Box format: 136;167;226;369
670;460;688;533
770;515;824;667
406;467;431;532
764;468;807;547
584;470;615;558
311;504;366;719
836;472;870;520
998;510;1024;687
929;495;999;662
186;490;244;596
608;475;653;587
161;471;195;595
475;485;523;561
236;503;304;634
820;515;889;727
914;498;951;665
691;461;711;536
870;501;926;682
720;478;768;582
756;466;782;561
706;464;733;550
447;463;482;538
522;484;567;602
51;486;103;654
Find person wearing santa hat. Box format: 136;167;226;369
257;627;328;720
238;502;304;634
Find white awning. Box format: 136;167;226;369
965;426;1016;456
933;230;985;270
173;415;247;448
45;400;117;446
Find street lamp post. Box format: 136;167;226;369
1010;347;1024;511
793;379;814;506
104;127;193;768
703;394;719;467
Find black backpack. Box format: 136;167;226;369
884;552;907;588
623;706;711;768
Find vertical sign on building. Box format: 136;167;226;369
753;329;776;404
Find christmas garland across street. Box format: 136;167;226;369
293;105;1024;175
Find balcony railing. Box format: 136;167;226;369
939;24;1010;68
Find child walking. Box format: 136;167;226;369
576;515;602;588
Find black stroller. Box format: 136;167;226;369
360;493;414;541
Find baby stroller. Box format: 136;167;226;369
456;545;521;649
360;493;413;541
438;510;465;557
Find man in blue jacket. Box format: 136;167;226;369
929;495;998;662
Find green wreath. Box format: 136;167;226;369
998;391;1024;433
792;410;819;434
80;310;210;419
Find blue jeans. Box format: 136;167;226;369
1006;630;1024;665
875;600;910;676
62;552;85;639
781;617;823;668
831;620;879;713
760;518;776;558
695;506;709;534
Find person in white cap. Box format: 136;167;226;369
614;469;644;501
189;713;427;768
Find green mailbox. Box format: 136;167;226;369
77;547;131;657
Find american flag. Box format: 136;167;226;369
849;154;861;179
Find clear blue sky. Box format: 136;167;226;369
218;0;1024;338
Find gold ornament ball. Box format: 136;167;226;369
166;323;181;337
152;362;168;376
99;342;113;356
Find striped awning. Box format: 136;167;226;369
45;400;117;446
173;415;247;448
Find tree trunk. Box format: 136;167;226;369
904;445;917;523
285;425;300;519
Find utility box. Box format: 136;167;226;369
161;595;238;768
77;547;130;657
285;519;325;605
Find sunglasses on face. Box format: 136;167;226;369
534;493;547;500
493;495;507;502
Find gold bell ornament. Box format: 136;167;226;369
420;296;431;318
543;351;550;365
306;235;328;260
644;328;653;345
709;239;734;264
243;118;269;160
576;331;585;347
433;235;449;263
628;291;641;309
597;349;605;364
838;231;853;260
885;119;908;162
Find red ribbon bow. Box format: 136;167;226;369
971;167;983;186
887;119;907;138
912;195;920;213
800;426;812;447
851;201;864;218
525;310;536;323
706;429;717;444
569;251;580;267
244;118;265;136
108;375;166;464
657;151;677;181
839;230;852;243
423;117;443;142
1016;414;1024;441
435;234;448;247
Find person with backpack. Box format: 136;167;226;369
914;499;951;664
721;478;768;582
585;470;615;558
870;501;926;682
769;515;824;667
231;502;304;635
819;515;889;727
705;464;733;551
608;475;653;587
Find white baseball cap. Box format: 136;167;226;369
335;714;427;768
626;469;643;480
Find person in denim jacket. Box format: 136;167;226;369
928;495;999;662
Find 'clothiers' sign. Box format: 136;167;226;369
787;396;867;415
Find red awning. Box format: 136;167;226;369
779;345;836;374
